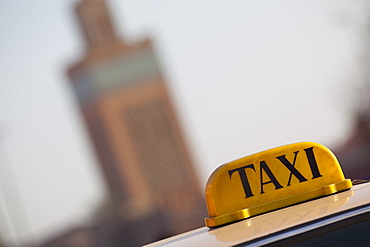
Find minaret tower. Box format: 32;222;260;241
76;0;119;50
68;0;206;238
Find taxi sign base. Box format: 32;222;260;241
205;179;352;228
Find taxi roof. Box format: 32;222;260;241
145;182;370;247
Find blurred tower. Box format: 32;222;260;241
67;0;206;243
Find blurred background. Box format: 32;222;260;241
1;0;370;246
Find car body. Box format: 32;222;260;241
145;142;370;246
145;181;370;246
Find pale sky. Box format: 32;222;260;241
0;0;369;246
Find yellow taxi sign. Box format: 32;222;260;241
204;142;352;227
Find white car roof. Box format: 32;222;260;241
145;182;370;247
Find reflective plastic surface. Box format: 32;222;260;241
204;142;352;227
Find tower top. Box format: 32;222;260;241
75;0;121;51
68;0;152;78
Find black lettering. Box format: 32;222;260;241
304;147;322;179
228;165;256;198
276;151;307;186
260;161;283;194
